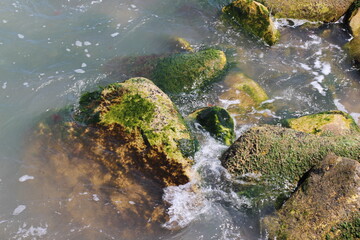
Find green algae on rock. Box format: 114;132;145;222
282;110;360;135
164;36;193;53
263;154;360;240
104;49;227;94
222;0;280;45
188;106;235;146
151;49;227;94
77;77;196;184
259;0;354;22
221;125;360;187
219;72;269;113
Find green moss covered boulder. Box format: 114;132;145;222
188;106;235;146
283;110;360;135
104;49;227;94
221;125;360;187
259;0;355;22
222;0;280;45
345;1;360;37
264;154;360;240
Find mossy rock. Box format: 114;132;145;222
222;0;280;45
264;154;360;239
221;125;360;188
151;49;227;94
218;72;270;116
259;0;354;22
164;36;193;53
344;36;360;63
77;77;197;183
188;106;235;146
283;110;360;135
104;49;227;94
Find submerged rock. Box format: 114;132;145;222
188;106;235;146
20;78;196;238
218;72;271;125
222;0;280;45
283;110;360;135
104;49;227;94
164;36;193;53
221;125;360;187
344;36;360;63
263;154;360;240
259;0;355;22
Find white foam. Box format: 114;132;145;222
75;40;82;47
84;41;91;46
128;201;135;205
81;63;87;68
15;224;47;238
92;194;100;201
299;63;311;71
310;81;326;96
19;175;34;182
219;98;241;109
321;62;331;75
13;205;26;215
111;32;119;37
17;34;24;39
2;82;7;89
74;69;85;73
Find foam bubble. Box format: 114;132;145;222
13;205;26;215
19;175;34;182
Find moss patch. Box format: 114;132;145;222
283;110;360;135
151;49;227;94
222;0;280;45
344;36;360;63
189;106;235;146
326;215;360;240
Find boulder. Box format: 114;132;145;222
221;125;360;187
259;0;355;22
222;0;280;45
263;154;360;240
188;106;235;146
282;110;360;135
20;78;196;238
344;36;360;63
104;49;227;94
345;1;360;37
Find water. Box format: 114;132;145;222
0;0;359;239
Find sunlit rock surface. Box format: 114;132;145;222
259;0;355;22
20;78;196;239
264;154;360;239
222;0;280;45
221;125;360;187
283;110;360;135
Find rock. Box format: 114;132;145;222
345;1;360;37
219;72;269;113
222;0;280;45
263;154;360;240
20;78;196;238
282;110;360;135
188;106;235;146
259;0;355;22
344;36;360;63
218;72;272;125
104;49;227;94
151;49;227;94
221;125;360;187
164;36;193;53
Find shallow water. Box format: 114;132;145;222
0;0;359;239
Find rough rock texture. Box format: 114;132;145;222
344;36;360;63
259;0;355;22
346;7;360;37
263;154;360;240
283;110;360;135
20;78;196;239
222;0;280;45
188;106;235;146
104;49;227;94
221;125;360;186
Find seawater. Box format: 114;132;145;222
0;0;359;239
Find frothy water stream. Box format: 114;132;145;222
0;0;359;239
